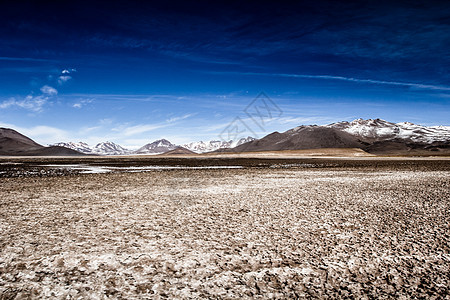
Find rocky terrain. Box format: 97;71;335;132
0;158;449;298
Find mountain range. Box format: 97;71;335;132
53;141;132;155
53;137;256;155
1;119;449;156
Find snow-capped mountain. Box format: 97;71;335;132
231;118;450;155
327;118;450;143
134;139;177;154
52;141;131;155
51;119;450;156
183;136;255;153
93;141;131;155
53;142;93;154
54;137;256;155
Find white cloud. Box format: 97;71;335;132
40;85;58;96
79;126;101;134
112;114;195;137
165;113;195;123
58;75;72;85
0;95;48;112
0;83;59;112
118;123;168;136
99;118;113;125
61;68;76;75
72;98;93;109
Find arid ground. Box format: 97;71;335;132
0;157;449;299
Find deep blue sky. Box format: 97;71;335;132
1;0;449;147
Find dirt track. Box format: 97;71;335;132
0;159;449;298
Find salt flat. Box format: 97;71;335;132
0;160;449;298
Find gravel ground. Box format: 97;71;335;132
0;164;449;299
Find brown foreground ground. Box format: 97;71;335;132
0;157;449;299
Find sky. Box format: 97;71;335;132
0;0;449;148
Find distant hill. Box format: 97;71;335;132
0;128;85;156
0;128;44;155
18;146;85;156
160;146;197;156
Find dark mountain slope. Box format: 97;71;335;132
0;128;85;156
233;126;364;152
0;128;44;154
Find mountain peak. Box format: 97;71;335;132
93;141;130;155
154;138;171;143
135;139;177;154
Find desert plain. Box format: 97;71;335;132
0;155;449;299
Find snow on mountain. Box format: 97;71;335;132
183;136;255;153
327;118;450;143
232;136;256;147
52;142;93;154
395;122;450;143
93;141;131;155
182;140;225;153
53;137;256;155
134;139;177;154
52;141;131;155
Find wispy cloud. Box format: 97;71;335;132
115;123;169;136
57;68;76;85
0;95;48;112
40;85;58;96
0;82;60;112
276;73;450;91
72;98;93;109
58;75;72;85
113;113;195;137
277;116;338;125
0;74;63;112
238;72;450;92
79;125;102;134
165;113;195;123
